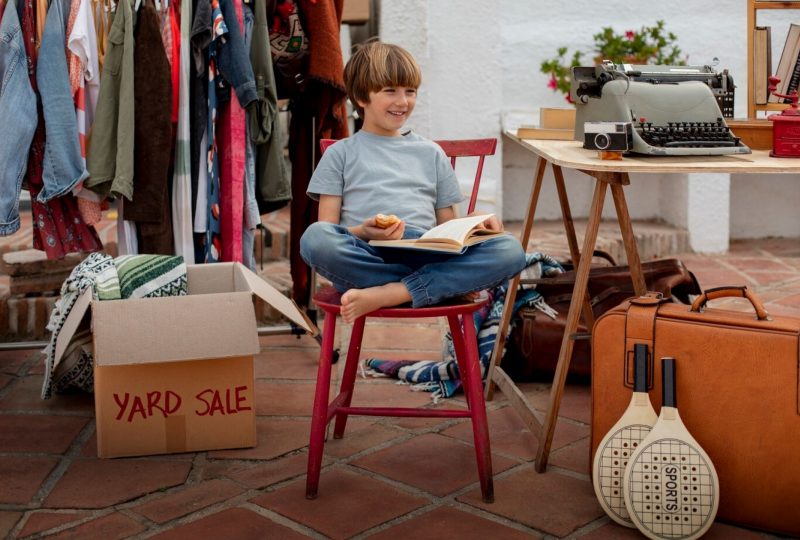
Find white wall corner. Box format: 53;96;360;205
659;174;689;229
686;173;730;253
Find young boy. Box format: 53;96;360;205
300;41;526;324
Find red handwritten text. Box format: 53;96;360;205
113;391;182;422
194;386;252;416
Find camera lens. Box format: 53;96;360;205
594;133;610;150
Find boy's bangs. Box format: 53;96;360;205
375;52;421;89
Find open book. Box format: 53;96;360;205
368;214;505;254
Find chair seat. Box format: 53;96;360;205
312;285;488;318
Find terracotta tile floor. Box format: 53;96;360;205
1;213;799;538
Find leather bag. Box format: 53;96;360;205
591;288;800;536
502;256;701;381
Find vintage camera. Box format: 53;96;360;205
583;121;633;151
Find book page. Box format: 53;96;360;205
420;214;495;244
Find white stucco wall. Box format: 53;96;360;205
377;0;799;249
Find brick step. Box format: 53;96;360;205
507;219;691;265
0;294;57;342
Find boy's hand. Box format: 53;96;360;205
360;215;405;240
468;212;503;232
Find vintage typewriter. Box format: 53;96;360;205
571;62;751;156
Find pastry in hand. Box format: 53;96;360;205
374;213;400;229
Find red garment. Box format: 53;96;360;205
170;2;180;124
20;0;102;259
217;0;245;263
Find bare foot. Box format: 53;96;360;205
460;291;484;302
340;283;412;323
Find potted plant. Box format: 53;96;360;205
540;20;686;103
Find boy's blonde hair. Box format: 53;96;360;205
344;41;422;117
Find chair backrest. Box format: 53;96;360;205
319;137;497;214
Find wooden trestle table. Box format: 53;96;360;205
486;134;800;473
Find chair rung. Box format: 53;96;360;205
337;406;471;418
326;392;351;422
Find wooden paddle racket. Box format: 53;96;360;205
623;357;719;540
593;343;657;527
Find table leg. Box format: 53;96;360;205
485;157;546;401
534;177;608;472
610;179;646;295
553;164;595;330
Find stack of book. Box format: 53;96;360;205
760;22;800;104
516;108;575;140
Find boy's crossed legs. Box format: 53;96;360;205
300;221;526;323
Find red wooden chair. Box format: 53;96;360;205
306;137;498;503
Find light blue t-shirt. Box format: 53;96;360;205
306;130;464;231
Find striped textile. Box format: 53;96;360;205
365;253;564;399
68;0;103;226
171;0;195;261
41;253;187;399
114;254;187;298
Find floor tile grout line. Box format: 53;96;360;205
11;507;118;539
238;501;325;539
343;459;565;539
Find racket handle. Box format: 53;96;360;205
662;357;676;408
633;344;648;393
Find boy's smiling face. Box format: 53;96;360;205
358;86;417;137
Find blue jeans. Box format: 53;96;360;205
300;222;527;308
0;0;37;235
36;0;88;202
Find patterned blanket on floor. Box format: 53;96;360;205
41;253;188;399
365;252;564;399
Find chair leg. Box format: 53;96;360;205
459;313;495;503
333;316;366;438
446;314;472;408
306;311;337;499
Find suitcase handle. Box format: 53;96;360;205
690;286;770;320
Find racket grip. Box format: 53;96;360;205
634;344;648;392
662;357;676;408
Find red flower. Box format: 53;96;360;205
565;94;574;104
625;30;636;41
547;76;557;90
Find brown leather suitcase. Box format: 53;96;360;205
591;287;800;536
504;257;700;381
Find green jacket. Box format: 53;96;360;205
249;0;290;213
85;0;135;200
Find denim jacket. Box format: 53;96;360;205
215;0;257;109
36;0;90;202
0;0;37;235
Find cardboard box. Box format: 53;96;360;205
342;0;370;24
53;262;314;458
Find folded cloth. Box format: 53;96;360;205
41;253;188;399
365;252;563;399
